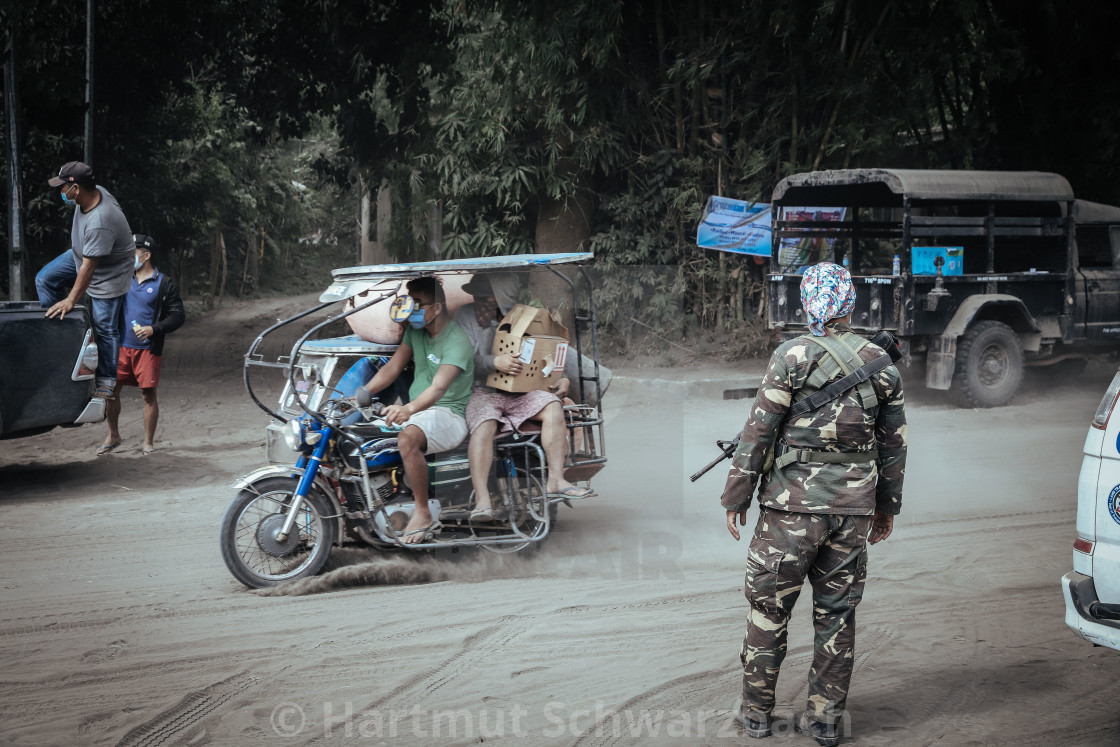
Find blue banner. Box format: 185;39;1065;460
696;197;772;256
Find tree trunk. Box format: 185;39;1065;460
208;226;227;309
240;227;258;296
5;27;26;302
207;226;220;310
218;230;228;307
532;157;593;330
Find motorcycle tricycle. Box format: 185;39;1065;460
219;253;607;588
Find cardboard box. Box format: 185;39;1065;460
486;304;571;393
912;246;964;276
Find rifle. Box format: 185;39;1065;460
690;330;902;483
689;437;739;483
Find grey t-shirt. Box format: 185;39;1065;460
69;186;135;298
453;304;498;386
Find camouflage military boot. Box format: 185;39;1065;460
795;712;839;746
734;713;770;739
732;697;770;738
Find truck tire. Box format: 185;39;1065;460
953;320;1024;407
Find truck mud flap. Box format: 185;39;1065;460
926;336;956;390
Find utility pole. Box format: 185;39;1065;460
84;0;95;166
6;23;26;302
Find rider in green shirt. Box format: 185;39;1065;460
362;276;474;543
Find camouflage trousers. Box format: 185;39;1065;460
739;506;872;725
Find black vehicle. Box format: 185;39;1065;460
0;301;105;438
766;168;1120;406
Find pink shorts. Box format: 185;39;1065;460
465;386;560;435
117;347;162;388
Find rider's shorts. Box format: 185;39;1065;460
405;406;468;454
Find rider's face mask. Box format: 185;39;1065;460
407;297;436;329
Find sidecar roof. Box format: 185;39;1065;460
321;252;592;303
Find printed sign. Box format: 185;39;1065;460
776;207;847;272
696;197;772;256
1110;484;1120;527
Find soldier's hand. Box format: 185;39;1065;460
869;512;894;544
726;510;747;541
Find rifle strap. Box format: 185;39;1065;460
787;353;893;420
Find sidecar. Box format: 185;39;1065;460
226;253;608;585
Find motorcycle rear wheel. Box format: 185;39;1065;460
219;476;338;588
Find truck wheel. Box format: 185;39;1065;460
953;320;1024;407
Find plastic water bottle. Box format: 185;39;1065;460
132;319;142;335
892;255;901;276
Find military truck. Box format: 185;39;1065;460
765;169;1120;406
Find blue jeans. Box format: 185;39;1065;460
36;250;77;308
36;250;124;384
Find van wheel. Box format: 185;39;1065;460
953;320;1024;407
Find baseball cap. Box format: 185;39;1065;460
48;161;95;187
134;234;156;250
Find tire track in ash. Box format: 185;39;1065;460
114;670;260;747
570;667;738;747
307;616;523;746
551;589;732;616
0;599;287;638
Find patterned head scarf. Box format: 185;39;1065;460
800;262;856;336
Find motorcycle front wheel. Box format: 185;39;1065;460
219;476;338;588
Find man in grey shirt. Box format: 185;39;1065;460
37;161;136;397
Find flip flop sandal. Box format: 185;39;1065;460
470;507;494;521
549;486;596;499
96;441;122;456
92;386;115;399
141;448;159;455
400;521;442;542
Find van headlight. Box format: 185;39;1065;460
283;418;304;452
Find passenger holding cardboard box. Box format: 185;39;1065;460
361;276;474;543
455;274;594;521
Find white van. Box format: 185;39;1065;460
1062;369;1120;650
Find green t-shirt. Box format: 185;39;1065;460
402;320;475;416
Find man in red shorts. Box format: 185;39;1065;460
99;234;185;456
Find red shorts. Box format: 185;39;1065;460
117;347;162;388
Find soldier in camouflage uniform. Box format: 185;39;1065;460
722;262;906;747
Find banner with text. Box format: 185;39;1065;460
696;197;772;256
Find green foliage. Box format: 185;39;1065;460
7;0;1120;361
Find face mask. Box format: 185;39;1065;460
60;188;76;206
407;306;429;329
134;256;143;271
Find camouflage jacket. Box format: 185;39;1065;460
720;322;907;516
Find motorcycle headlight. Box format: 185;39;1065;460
283;418;304;452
